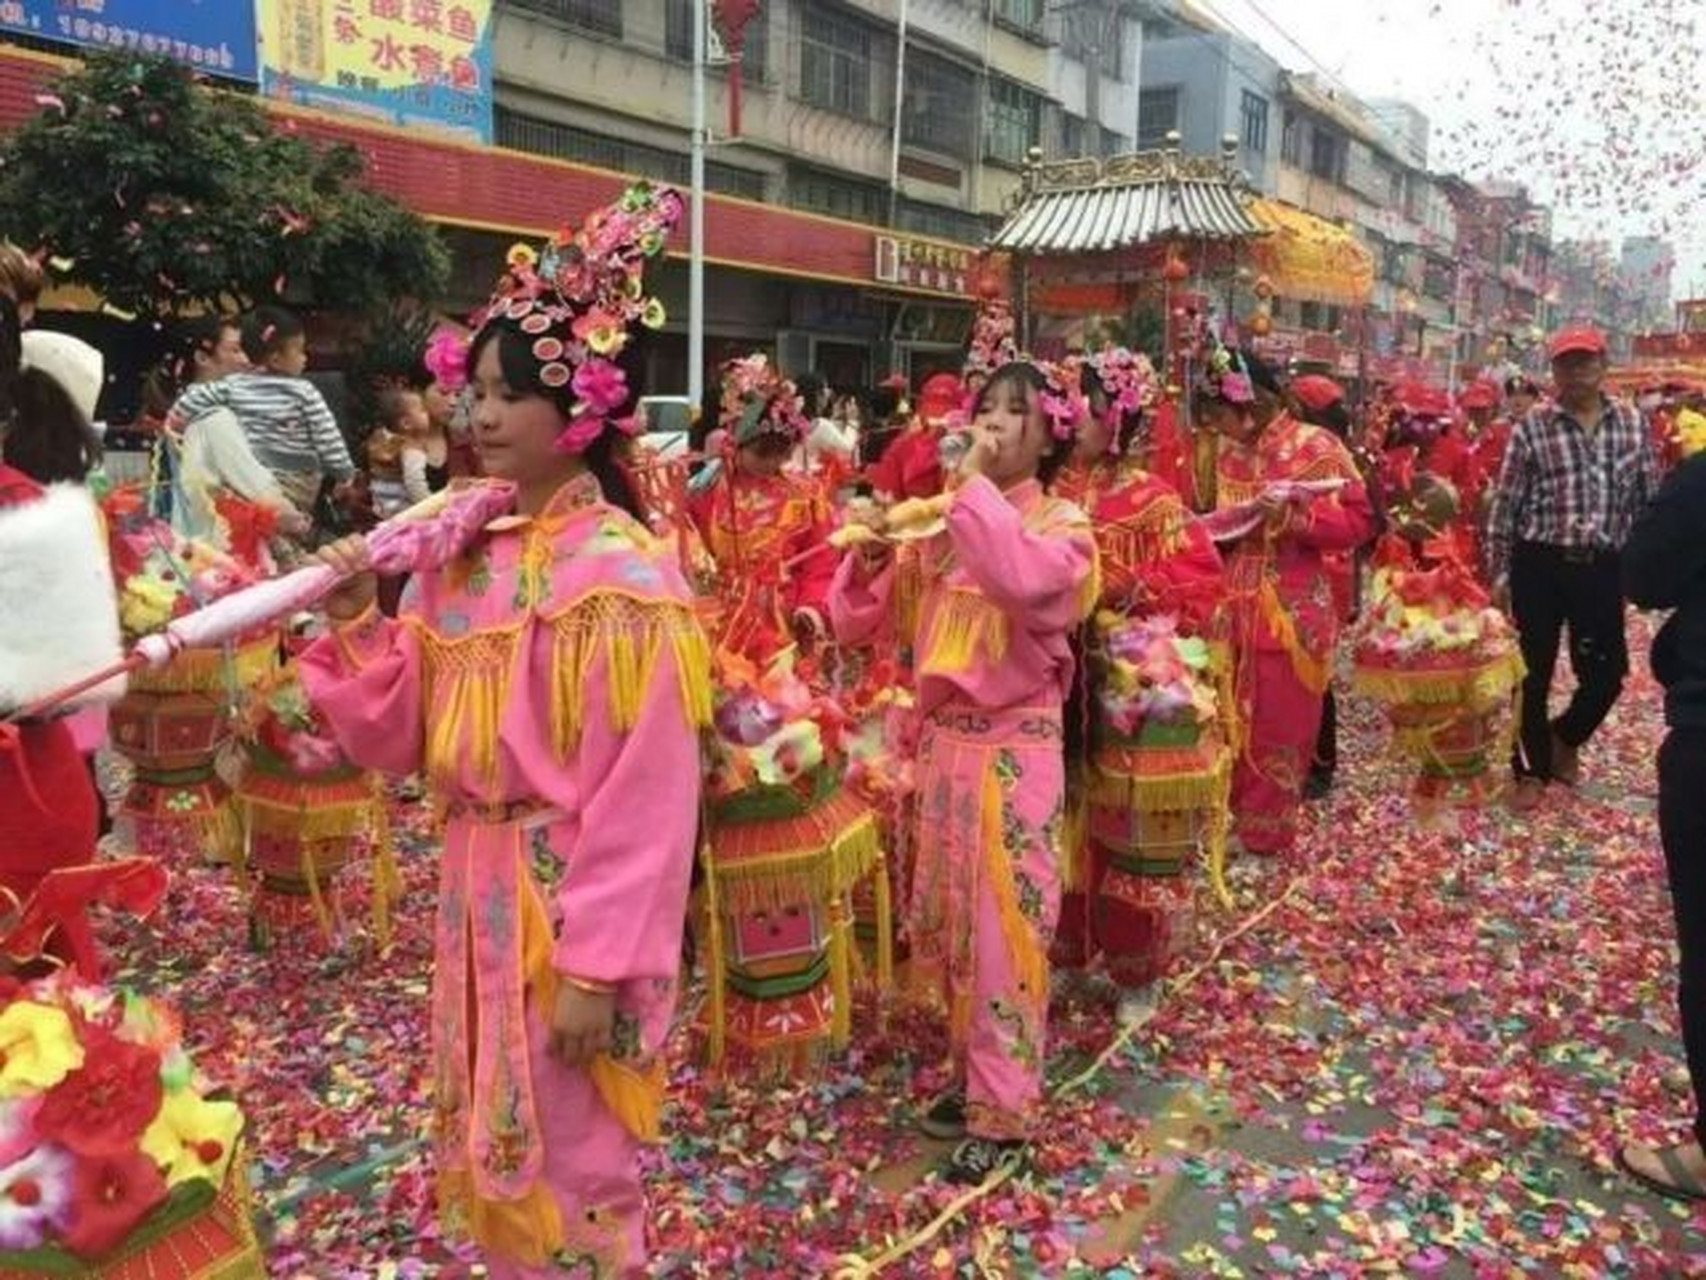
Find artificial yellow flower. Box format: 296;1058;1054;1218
119;575;178;636
505;242;538;270
140;1089;244;1187
0;1003;83;1098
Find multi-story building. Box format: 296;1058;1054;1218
490;0;1144;387
1619;235;1675;333
1440;177;1559;370
0;2;1147;394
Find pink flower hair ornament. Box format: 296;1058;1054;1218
473;182;682;454
719;353;810;446
422;328;470;394
1086;344;1158;452
1039;360;1091;443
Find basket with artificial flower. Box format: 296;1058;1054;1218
100;489;278;864
699;649;885;1074
234;630;397;951
0;976;262;1279
1351;536;1525;802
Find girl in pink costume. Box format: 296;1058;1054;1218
830;360;1097;1184
302;185;710;1277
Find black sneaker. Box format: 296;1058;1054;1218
942;1137;1026;1186
918;1090;967;1140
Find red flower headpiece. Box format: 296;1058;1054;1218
964;298;1019;378
474;182;683;454
719;353;809;446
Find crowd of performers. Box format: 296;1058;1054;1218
0;189;1697;1275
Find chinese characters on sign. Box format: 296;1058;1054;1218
0;0;258;81
875;236;972;295
259;0;493;143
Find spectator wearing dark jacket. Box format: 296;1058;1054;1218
1619;451;1706;1200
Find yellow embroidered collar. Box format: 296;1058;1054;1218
485;472;606;533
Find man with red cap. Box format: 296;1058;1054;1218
866;371;962;501
1486;325;1661;809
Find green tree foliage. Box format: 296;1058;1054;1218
0;51;448;321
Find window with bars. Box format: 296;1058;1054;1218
986;77;1041;165
1061;9;1124;80
495;107;765;200
1310;128;1345;182
992;0;1044;33
665;0;769;81
1058;111;1086;158
1137;87;1179;149
902;50;975;158
1101;126;1128;158
897;200;989;245
799;2;876;119
505;0;622;38
1281;109;1302;164
788;166;888;224
1240;90;1268;154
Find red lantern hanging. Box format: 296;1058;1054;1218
1163;254;1190;284
714;0;763;139
1249;308;1273;337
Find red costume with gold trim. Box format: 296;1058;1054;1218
689;468;836;665
1216;415;1376;854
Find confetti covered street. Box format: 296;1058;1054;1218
94;624;1706;1279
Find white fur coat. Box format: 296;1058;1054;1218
0;483;126;712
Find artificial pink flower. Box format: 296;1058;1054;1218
0;1146;73;1250
572;358;628;415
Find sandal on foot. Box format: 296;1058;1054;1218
1618;1141;1706;1203
941;1137;1026;1186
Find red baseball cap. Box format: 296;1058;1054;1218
1290;374;1344;413
1548;326;1606;360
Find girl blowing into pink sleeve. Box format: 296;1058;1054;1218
829;360;1098;1184
300;184;711;1277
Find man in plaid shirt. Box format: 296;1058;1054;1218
1486;325;1661;809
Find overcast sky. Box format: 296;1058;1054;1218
1194;0;1706;301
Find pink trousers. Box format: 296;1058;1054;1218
912;704;1063;1140
1231;648;1325;855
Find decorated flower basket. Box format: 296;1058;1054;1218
235;661;397;952
700;652;887;1074
1086;616;1233;908
0;978;262;1279
102;492;276;865
1351;541;1525;806
109;636;279;865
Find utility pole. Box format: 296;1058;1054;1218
689;0;708;409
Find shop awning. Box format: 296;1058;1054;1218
992;151;1265;254
1248;198;1375;307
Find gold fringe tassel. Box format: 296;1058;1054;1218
708;811;882;914
129;635;279;695
980;768;1048;1012
1059;770;1090;893
1351;649;1525;711
919;589;1009;673
421;627;516;795
1087;758;1230;814
1257;580;1330;695
548;593;713;756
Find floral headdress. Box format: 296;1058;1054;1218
422;328;470;394
964;297;1018;379
1085;344;1158;451
474;182;683;454
1038;358;1091;443
1194;338;1258;407
718;353;809;446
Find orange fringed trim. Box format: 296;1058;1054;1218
1060;768;1090;893
1257;581;1331;696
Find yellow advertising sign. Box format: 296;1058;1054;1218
258;0;494;141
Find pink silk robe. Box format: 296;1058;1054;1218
1216;415;1375;855
300;474;710;1277
830;475;1095;1138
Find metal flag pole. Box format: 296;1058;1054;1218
689;0;708;411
